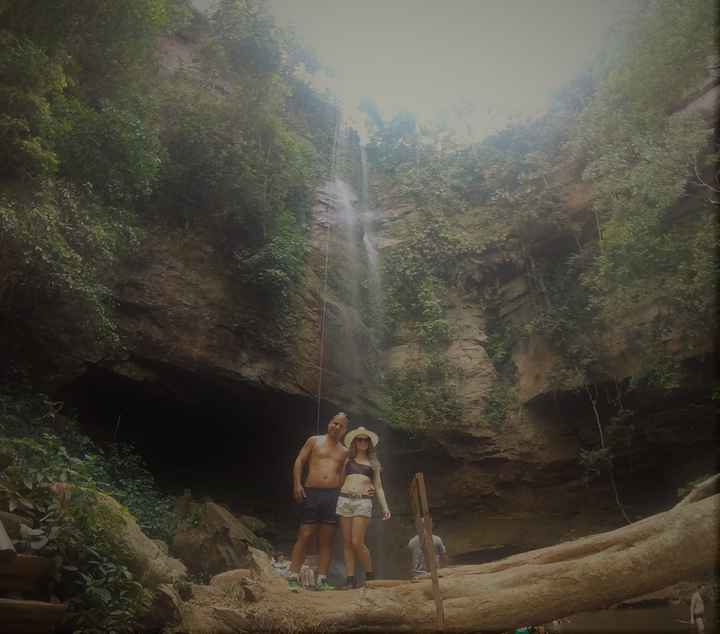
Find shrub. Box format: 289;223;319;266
0;387;176;632
0;183;141;347
54;98;163;206
385;358;463;431
0;30;65;178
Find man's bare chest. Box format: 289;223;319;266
312;439;345;463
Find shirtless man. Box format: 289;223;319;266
287;412;349;591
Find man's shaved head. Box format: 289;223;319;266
331;412;348;426
327;412;348;440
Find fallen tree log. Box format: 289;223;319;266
328;480;718;631
199;476;718;633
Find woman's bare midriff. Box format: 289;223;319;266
340;473;374;496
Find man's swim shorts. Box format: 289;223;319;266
299;487;339;525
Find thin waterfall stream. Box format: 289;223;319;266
317;121;392;581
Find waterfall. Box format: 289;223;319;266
318;118;384;413
359;145;384;361
316;118;391;579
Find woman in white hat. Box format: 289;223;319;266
335;426;391;589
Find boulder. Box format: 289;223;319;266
99;495;187;588
55;486;187;588
140;583;183;631
239;514;269;536
245;547;272;578
210;569;252;587
210;568;264;603
172;501;269;577
205;503;259;544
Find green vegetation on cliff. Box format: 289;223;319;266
0;0;336;368
368;0;717;431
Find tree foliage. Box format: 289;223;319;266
0;0;336;364
0;184;141;347
369;0;717;433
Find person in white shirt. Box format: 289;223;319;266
407;532;447;577
271;552;290;577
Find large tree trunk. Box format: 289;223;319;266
328;495;718;631
180;478;719;632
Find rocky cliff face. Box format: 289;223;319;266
368;79;718;558
49;82;718;566
54;170;711;565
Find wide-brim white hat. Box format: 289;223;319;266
344;426;379;448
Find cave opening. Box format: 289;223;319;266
57;362;455;575
526;366;718;518
59;364;331;529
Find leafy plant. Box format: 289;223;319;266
0;387;176;632
483;381;517;429
0;0;336;371
235;210;306;303
0;183;141;349
385;358;463;431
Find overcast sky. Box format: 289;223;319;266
191;1;639;140
269;0;639;139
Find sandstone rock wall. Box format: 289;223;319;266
45;69;717;563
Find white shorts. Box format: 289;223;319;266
336;494;372;518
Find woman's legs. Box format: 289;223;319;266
340;517;355;577
350;516;372;574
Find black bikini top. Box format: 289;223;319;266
345;460;374;478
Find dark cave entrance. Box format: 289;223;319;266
57;362;450;576
59;364;332;528
526;363;719;517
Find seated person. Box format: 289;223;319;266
271;552;290;577
407;531;447;577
